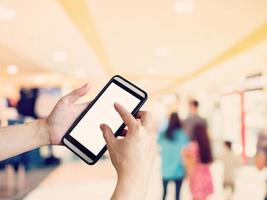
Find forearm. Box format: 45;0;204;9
111;174;148;200
0;119;50;161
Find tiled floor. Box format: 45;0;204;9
23;157;169;200
24;157;267;200
0;166;55;200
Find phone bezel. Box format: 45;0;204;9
62;75;148;165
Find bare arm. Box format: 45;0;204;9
0;119;49;161
100;103;155;200
0;83;90;161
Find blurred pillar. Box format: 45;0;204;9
240;92;246;163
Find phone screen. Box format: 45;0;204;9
69;82;141;155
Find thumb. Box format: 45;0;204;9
62;83;90;104
100;124;115;148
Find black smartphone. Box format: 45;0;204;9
62;75;148;165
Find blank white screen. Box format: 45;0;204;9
69;83;141;155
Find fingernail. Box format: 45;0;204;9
114;102;122;107
114;102;119;109
83;83;89;88
100;124;105;130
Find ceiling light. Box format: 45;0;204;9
174;0;194;13
34;75;45;85
147;67;157;75
162;94;178;104
6;64;18;74
155;48;169;57
138;79;150;88
53;52;67;63
74;68;87;79
0;6;15;21
239;55;252;66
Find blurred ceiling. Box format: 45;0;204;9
0;0;267;95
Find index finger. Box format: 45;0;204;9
114;102;138;130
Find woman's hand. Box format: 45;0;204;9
100;103;156;200
0;83;91;161
45;83;90;145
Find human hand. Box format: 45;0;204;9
100;103;156;200
44;83;90;145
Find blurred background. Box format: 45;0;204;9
0;0;267;199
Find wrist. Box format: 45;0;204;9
37;119;51;146
111;172;148;200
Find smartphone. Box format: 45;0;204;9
62;75;148;165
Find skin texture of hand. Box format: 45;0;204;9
100;103;156;200
45;83;90;145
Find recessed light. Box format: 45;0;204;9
34;75;45;85
74;68;87;79
239;55;252;66
174;0;194;13
53;52;67;63
138;79;150;87
147;67;157;75
162;94;178;104
155;48;169;57
6;64;18;74
0;6;15;21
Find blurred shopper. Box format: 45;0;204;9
221;141;241;194
255;130;267;200
255;131;267;170
0;84;156;200
184;100;207;138
182;123;213;200
158;112;189;200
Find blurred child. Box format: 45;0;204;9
222;141;241;193
255;131;267;170
182;123;213;200
158;112;189;200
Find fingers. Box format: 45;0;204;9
114;103;137;131
100;124;115;148
118;129;128;137
61;83;90;104
136;111;154;136
136;111;152;127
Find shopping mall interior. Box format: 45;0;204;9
0;0;267;199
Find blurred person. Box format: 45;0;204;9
157;112;189;200
255;130;267;200
182;123;213;200
255;130;267;170
221;141;241;195
184;100;207;138
0;83;156;200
